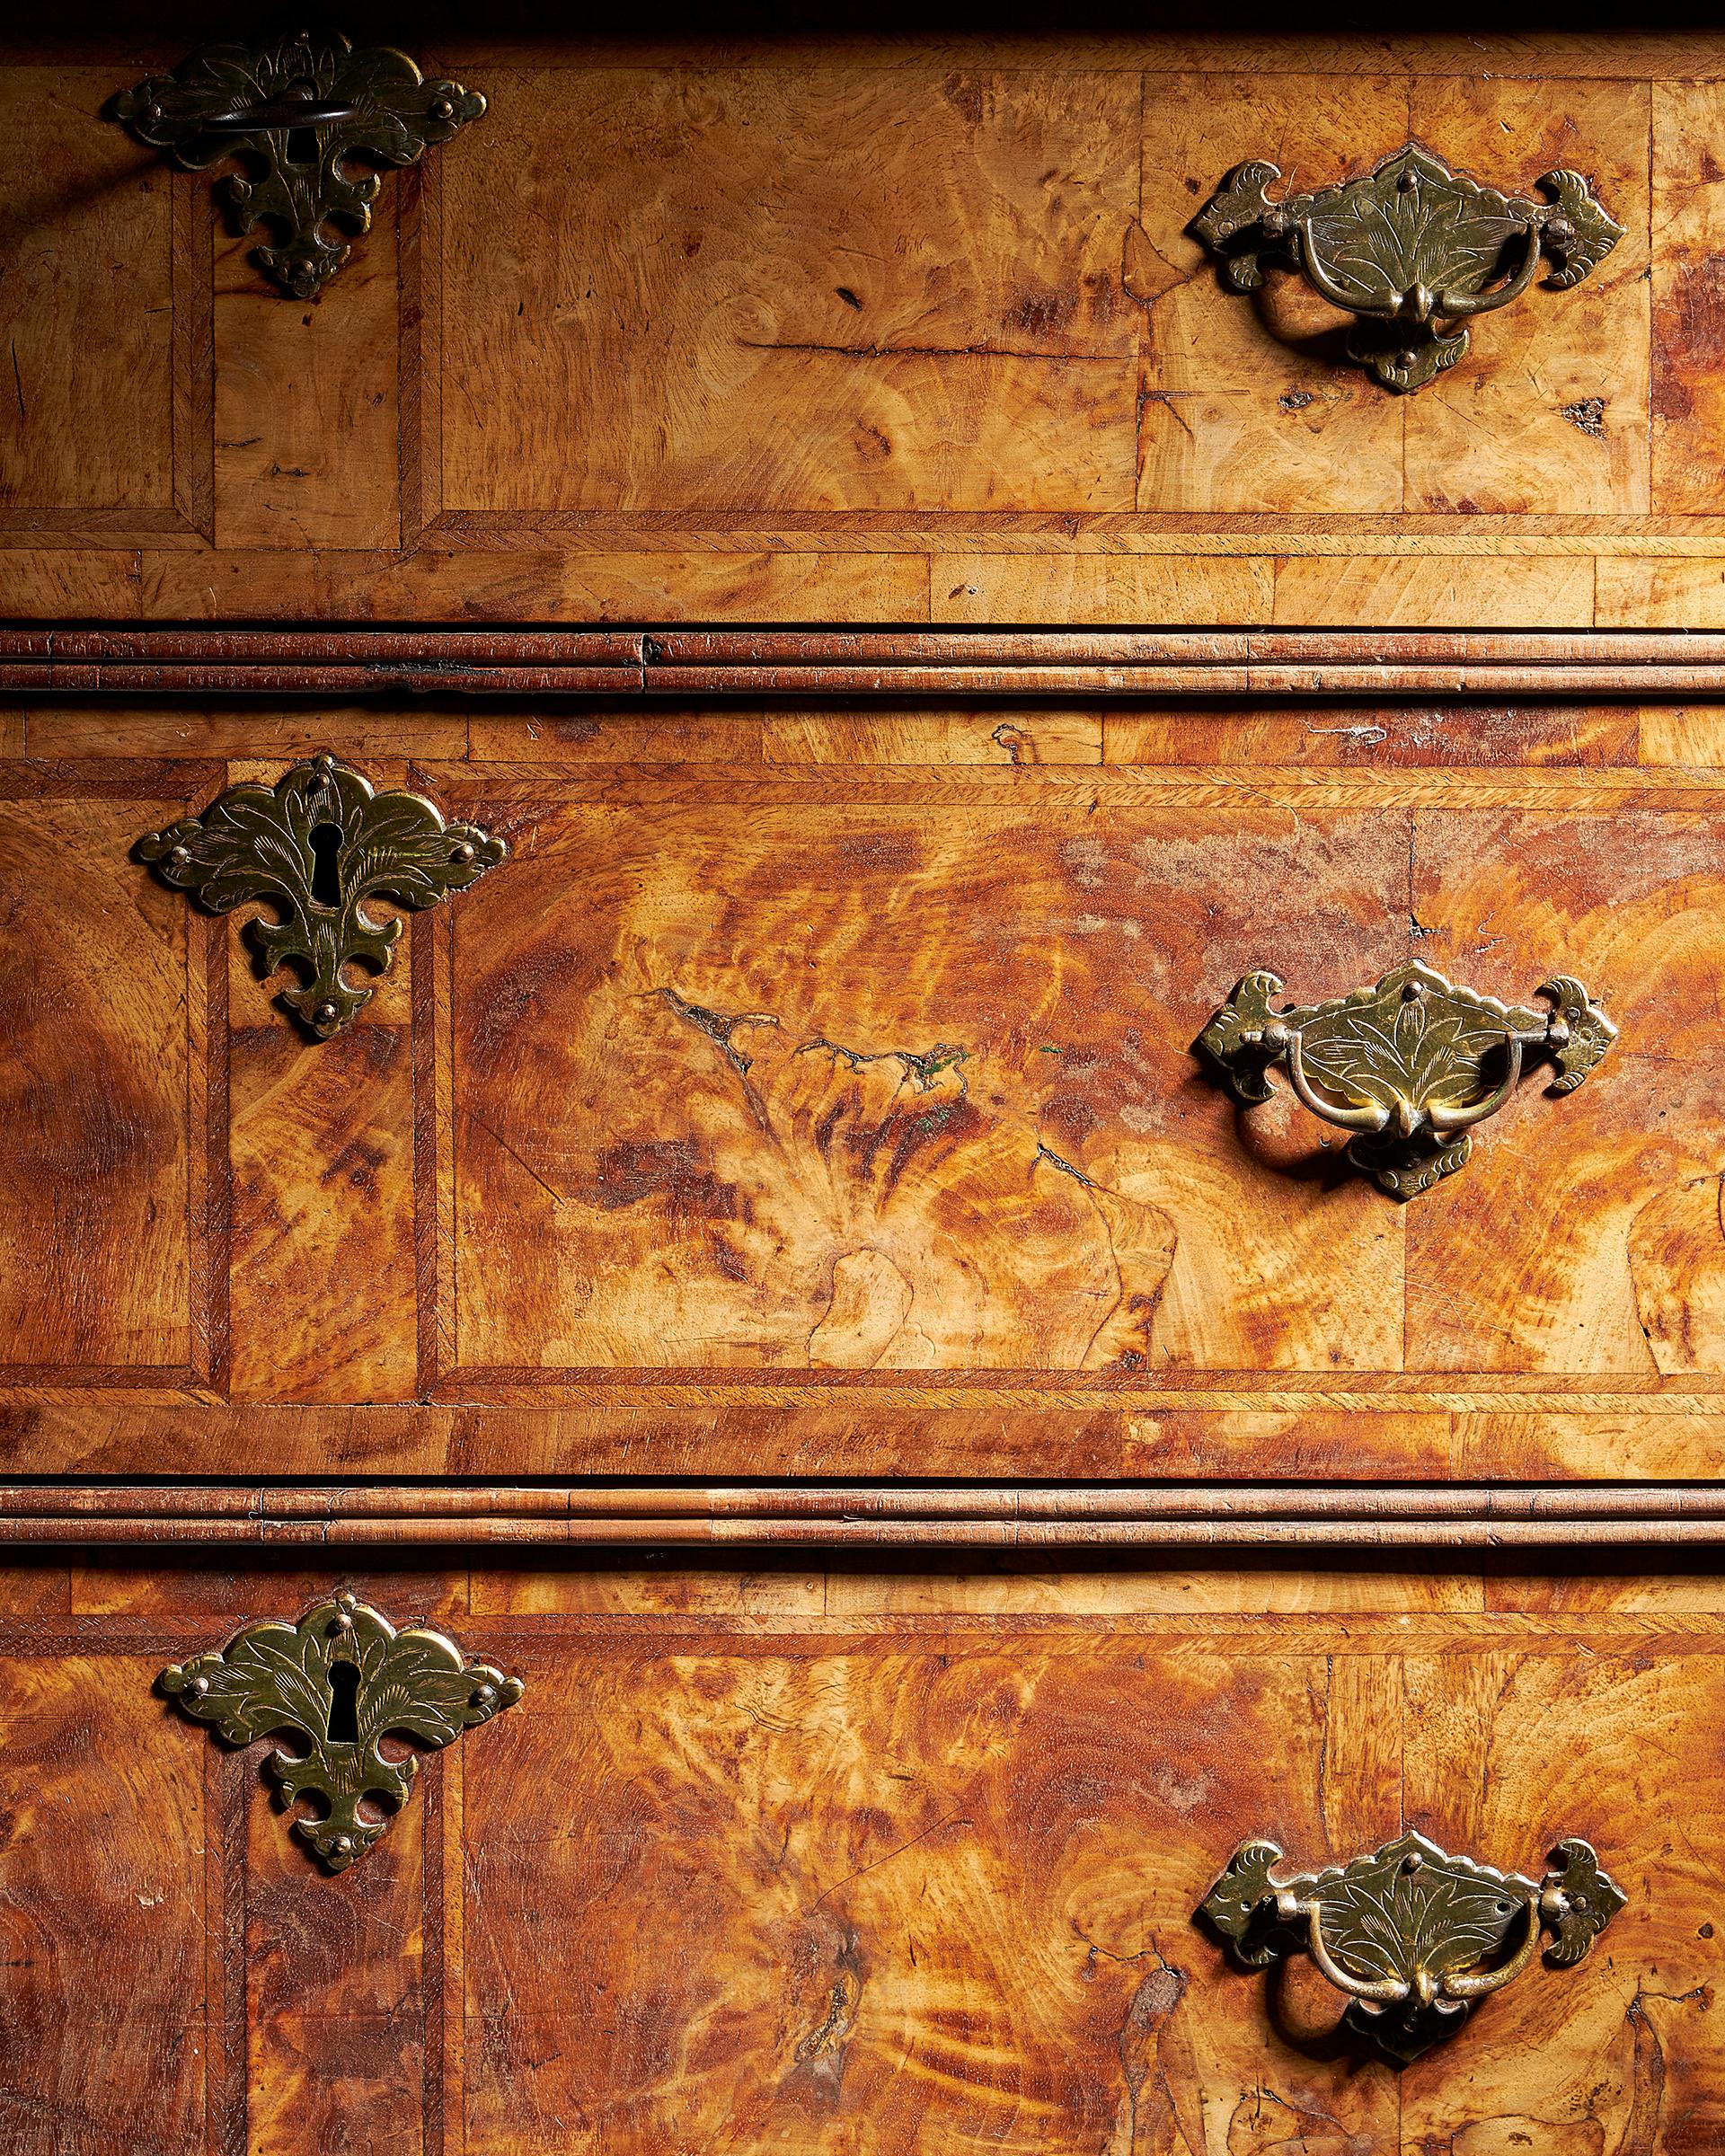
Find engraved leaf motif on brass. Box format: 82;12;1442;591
1199;1829;1625;2063
1190;144;1623;391
162;1593;523;1869
1298;980;1526;1137
115;28;484;297
1194;959;1616;1198
137;750;507;1038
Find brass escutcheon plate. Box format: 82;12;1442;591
137;750;507;1038
115;27;484;298
162;1593;524;1870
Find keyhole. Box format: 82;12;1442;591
326;1658;360;1744
281;77;321;166
308;822;343;906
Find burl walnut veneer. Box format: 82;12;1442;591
3;12;1724;2152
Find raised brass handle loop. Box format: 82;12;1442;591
1195;959;1616;1199
1292;216;1542;330
1199;1832;1624;2063
1288;1879;1542;2010
199;99;364;132
1436;220;1545;320
1191;143;1622;392
1276;1018;1526;1140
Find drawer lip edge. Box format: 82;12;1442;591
3;1480;1724;1549
8;625;1725;700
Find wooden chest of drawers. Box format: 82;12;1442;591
4;13;1725;2153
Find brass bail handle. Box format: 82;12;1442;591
1189;143;1623;392
1197;1832;1627;2063
1194;960;1618;1199
113;31;486;298
199;93;363;134
1246;995;1531;1142
1295;211;1544;326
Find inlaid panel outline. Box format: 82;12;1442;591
198;1648;456;2156
397;60;1688;561
0;157;216;550
412;762;1721;1409
0;762;229;1397
0;1620;464;2155
207;1738;247;2156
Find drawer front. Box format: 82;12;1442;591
5;693;1722;1482
2;31;1723;630
7;1551;1720;2154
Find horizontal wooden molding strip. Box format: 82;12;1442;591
4;1484;1725;1550
6;627;1725;698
